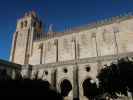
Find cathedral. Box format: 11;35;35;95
1;11;133;100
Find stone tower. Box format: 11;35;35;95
10;11;43;65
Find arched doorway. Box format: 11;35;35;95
60;79;72;97
82;78;98;99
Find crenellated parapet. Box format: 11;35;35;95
34;12;133;41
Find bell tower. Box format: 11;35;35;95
10;11;43;65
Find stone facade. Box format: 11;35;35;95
8;12;133;99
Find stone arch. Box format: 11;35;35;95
82;78;98;99
60;79;72;97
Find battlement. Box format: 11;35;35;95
34;12;133;41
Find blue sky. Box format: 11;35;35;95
0;0;133;61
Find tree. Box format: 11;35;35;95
97;58;133;99
0;70;63;99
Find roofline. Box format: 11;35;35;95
34;12;133;42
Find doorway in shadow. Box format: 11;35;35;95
82;78;98;99
60;79;72;97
